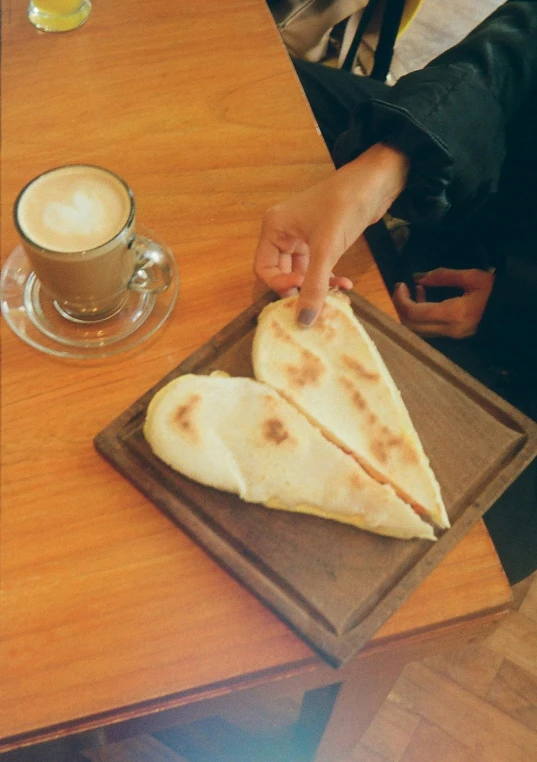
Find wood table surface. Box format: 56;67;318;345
0;1;512;759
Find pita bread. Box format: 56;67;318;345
252;292;449;529
144;373;436;540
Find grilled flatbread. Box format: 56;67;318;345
252;292;449;529
143;373;436;540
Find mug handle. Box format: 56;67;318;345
128;233;174;294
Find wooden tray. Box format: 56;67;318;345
95;292;537;666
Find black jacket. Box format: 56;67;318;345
333;0;537;402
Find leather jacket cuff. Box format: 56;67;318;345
333;99;454;225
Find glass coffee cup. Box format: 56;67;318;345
14;165;174;323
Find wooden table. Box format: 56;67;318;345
0;1;512;760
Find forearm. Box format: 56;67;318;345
332;142;410;226
254;142;410;320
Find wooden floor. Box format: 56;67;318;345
80;573;537;762
347;572;537;762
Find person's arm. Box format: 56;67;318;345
254;142;409;324
335;0;537;227
256;1;537;328
366;1;537;371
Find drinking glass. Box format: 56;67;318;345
28;0;92;32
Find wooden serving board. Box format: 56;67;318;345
95;292;537;666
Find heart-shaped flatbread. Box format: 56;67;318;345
144;373;436;541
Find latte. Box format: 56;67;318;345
16;165;132;254
15;165;138;319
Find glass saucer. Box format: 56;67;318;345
1;227;179;360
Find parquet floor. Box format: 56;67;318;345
81;573;537;762
346;572;537;762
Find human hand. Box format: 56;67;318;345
254;143;409;325
393;267;495;339
253;179;356;306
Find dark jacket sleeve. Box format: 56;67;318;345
334;0;537;381
333;0;537;227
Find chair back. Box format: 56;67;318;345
267;0;423;81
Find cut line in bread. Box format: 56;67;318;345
143;374;436;541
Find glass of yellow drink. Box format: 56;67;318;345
28;0;92;32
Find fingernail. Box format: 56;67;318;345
298;308;316;327
412;271;428;281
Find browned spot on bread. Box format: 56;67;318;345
312;307;337;341
263;417;290;445
370;425;404;465
340;375;368;412
403;444;419;464
370;438;388;465
348;472;364;490
341;354;380;382
377;425;420;465
271;319;293;343
285;348;325;388
172;394;201;441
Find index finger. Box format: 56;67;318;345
295;249;333;325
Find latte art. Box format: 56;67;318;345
16;165;132;253
43;190;106;238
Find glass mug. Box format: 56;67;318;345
28;0;92;32
14;165;174;322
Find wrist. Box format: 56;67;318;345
337;142;410;224
363;143;410;220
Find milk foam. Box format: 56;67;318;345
16;166;132;254
43;191;106;238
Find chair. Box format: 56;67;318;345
267;0;423;82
